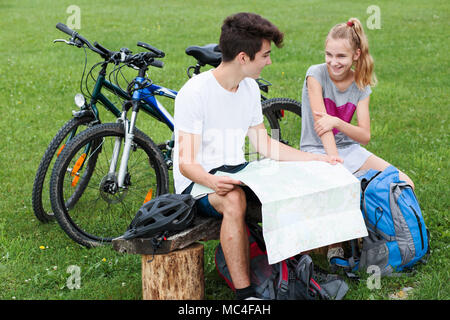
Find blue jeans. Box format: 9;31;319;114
182;162;249;218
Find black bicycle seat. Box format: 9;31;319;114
185;44;222;67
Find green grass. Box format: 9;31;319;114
0;0;449;300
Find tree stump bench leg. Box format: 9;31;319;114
141;242;205;300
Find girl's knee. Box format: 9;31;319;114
400;171;415;189
360;155;415;189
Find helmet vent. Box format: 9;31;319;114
143;217;156;227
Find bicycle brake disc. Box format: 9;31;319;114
99;173;128;204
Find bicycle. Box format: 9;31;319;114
32;24;133;223
46;25;302;247
33;24;301;224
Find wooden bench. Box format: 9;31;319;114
113;216;220;300
112;190;329;300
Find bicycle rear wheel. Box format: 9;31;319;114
49;122;169;247
32;115;95;223
246;97;302;161
262;97;302;149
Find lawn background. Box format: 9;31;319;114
0;0;448;300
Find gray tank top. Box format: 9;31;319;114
300;63;372;151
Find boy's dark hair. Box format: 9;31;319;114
219;12;284;62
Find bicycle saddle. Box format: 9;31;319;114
185;44;222;67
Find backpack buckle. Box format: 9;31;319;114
279;279;289;292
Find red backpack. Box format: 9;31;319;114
214;222;349;300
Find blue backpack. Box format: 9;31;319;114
331;165;430;276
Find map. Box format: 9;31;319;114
190;159;368;264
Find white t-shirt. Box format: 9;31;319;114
173;70;263;193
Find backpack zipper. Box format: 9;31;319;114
410;205;424;251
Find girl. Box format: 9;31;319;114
300;17;415;262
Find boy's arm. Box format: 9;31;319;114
246;123;342;164
177;130;241;196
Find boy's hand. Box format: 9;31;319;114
209;175;243;196
326;155;344;165
315;154;344;165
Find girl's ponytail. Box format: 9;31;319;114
349;18;377;89
327;17;377;90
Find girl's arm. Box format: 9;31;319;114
306;76;339;156
314;95;371;145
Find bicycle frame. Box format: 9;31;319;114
79;63;128;120
112;74;177;188
65;64;179;188
132;77;177;130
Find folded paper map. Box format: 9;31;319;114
190;159;367;264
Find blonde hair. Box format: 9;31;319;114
326;17;377;90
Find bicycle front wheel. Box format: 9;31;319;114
32;115;95;223
49;122;169;247
262;97;302;149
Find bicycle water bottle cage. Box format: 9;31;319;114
185;44;222;67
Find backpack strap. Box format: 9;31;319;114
268;275;276;299
294;255;314;287
359;170;382;192
362;203;396;242
288;270;297;300
329;256;359;271
255;275;277;299
247;221;266;252
319;278;349;300
329;239;361;280
278;261;289;299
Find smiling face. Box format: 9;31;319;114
242;39;272;79
325;37;360;81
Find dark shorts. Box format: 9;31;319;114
181;162;249;219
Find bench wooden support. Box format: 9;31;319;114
141;242;205;300
113;216;222;300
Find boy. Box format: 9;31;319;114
174;12;342;300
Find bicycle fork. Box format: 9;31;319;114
110;101;138;188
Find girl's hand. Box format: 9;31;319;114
313;111;339;136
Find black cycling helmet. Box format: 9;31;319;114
122;193;196;240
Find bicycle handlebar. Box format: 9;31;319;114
137;42;165;58
55;23;164;71
55;22;109;58
124;51;164;69
56;22;76;37
93;41;113;57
